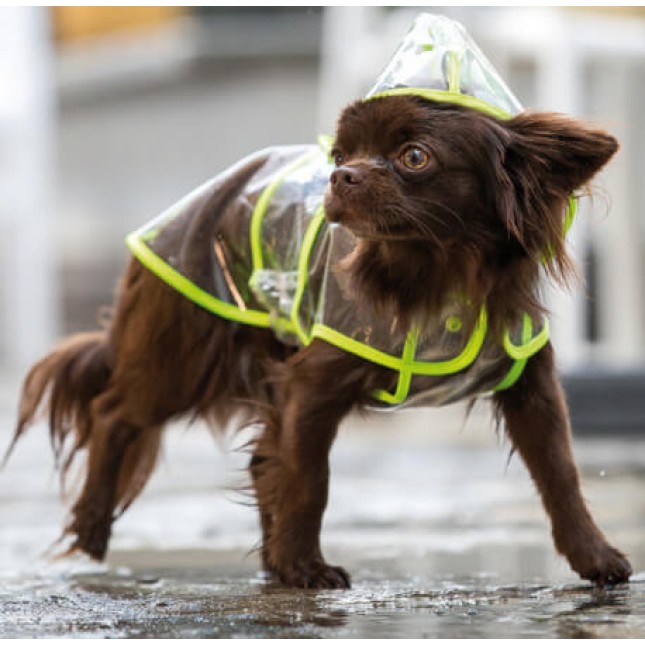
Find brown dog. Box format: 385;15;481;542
7;94;632;589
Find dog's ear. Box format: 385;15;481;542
495;112;618;281
506;112;618;194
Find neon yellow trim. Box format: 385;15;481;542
372;328;419;404
250;149;319;272
312;308;488;377
494;314;533;391
126;233;272;328
312;324;403;371
447;51;461;94
503;314;550;360
366;88;512;121
411;308;488;375
290;207;327;344
564;195;577;235
542;196;578;264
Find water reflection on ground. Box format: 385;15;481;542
0;554;643;638
1;406;644;638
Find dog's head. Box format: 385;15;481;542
324;95;618;333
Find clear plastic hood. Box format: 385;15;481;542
365;13;523;118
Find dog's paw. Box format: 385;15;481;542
276;560;351;590
573;543;632;587
64;509;112;561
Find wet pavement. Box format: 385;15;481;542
2;554;644;639
1;384;644;638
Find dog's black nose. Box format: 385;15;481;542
330;166;364;187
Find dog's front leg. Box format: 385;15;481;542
494;343;632;586
263;389;350;589
252;340;379;589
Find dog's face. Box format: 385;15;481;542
324;95;618;277
325;96;500;248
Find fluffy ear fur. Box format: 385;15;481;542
496;112;618;283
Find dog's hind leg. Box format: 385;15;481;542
63;389;162;560
59;261;216;560
493;343;632;586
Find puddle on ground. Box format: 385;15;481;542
1;552;643;639
2;424;644;637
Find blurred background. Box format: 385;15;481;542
1;5;644;431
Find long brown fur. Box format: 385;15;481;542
6;95;631;587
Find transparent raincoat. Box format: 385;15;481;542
126;14;561;408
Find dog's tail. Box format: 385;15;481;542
3;331;111;473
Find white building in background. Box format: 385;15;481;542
0;7;59;369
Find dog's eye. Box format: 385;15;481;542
399;145;430;171
331;149;344;166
